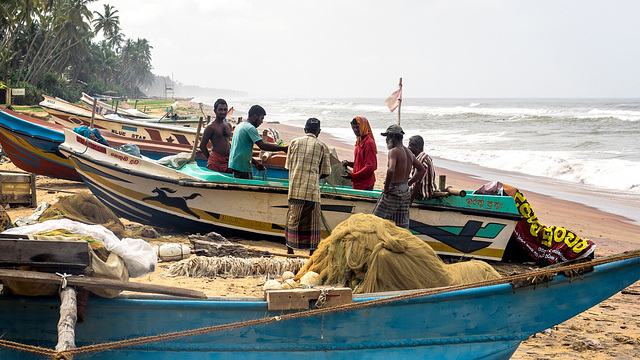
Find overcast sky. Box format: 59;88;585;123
89;0;640;98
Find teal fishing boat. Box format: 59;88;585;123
58;128;522;261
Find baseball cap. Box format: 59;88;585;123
381;124;404;136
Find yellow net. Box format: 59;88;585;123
298;213;501;293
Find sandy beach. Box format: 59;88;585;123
2;118;639;359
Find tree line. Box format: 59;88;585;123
1;0;154;104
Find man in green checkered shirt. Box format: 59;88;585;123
284;118;332;255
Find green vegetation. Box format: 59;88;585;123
1;0;154;105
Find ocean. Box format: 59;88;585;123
192;97;640;224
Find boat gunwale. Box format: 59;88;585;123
64;143;521;219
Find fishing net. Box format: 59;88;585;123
38;192;127;238
164;256;306;279
298;213;501;294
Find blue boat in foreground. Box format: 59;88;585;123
1;251;639;359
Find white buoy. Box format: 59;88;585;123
153;243;191;262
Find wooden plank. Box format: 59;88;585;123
0;238;90;269
30;173;36;207
0;268;207;299
266;287;352;310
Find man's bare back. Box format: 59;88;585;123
388;145;414;183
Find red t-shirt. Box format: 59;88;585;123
351;135;377;190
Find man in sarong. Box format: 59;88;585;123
229;105;287;179
341;116;378;190
372;125;425;229
285;118;332;255
200;98;233;173
408;135;437;202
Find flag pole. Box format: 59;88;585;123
397;77;402;125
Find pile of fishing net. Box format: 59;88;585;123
38;192;126;238
164;256;306;279
298;213;501;294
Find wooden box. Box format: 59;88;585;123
0;170;36;207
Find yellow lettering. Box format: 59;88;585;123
572;238;589;253
564;232;579;247
519;202;532;218
540;228;553;247
553;227;566;243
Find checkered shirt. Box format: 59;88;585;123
285;133;331;202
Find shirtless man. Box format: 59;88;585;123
200;99;233;173
372;124;426;228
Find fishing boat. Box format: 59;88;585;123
59;128;522;261
0;108;287;181
80;92;201;126
39;95;200;146
0;107;201;181
1;250;639;359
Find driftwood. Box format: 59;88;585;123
56;286;77;352
0;268;207;299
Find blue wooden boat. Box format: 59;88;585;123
1;252;639;359
0;108;285;181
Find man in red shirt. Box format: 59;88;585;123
341;116;377;190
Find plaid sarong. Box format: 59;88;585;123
372;182;411;228
285;199;322;250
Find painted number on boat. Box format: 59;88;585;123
108;150;141;167
466;197;504;210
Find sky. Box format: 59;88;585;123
89;0;640;99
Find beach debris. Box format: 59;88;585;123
263;280;282;291
153;243;191;262
188;232;266;258
2;218;156;278
135;226;159;238
13;201;50;227
282;271;295;281
300;271;322;287
163;256;306;279
281;279;298;289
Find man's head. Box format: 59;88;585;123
381;124;404;149
213;99;228;120
247;105;266;127
304;118;321;136
408;135;424;157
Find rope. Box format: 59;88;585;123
2;250;639;359
56;273;71;290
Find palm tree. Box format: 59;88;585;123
119;38;154;93
92;4;121;51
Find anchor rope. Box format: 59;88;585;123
1;249;639;359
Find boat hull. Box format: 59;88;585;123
60;130;522;261
0;108;82;181
1;256;639;359
40;95;198;146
